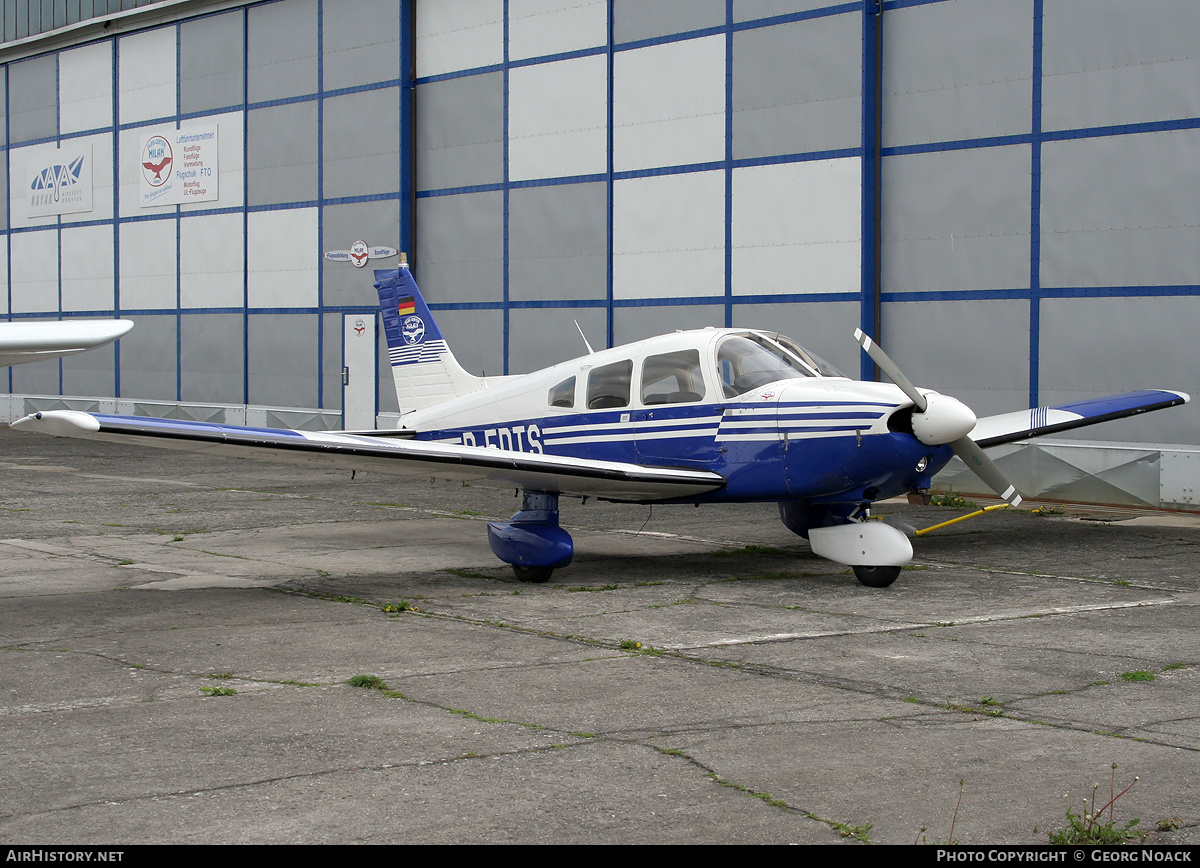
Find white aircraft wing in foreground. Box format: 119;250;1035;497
0;320;133;367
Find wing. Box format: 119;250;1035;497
11;411;726;502
971;389;1189;448
0;320;134;366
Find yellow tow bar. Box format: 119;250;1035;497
914;503;1011;536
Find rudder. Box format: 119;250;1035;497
374;259;486;415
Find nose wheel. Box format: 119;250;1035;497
512;565;554;583
852;564;901;587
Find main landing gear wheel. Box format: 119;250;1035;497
513;565;554;583
853;565;902;588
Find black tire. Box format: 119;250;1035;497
513;565;553;583
853;564;901;588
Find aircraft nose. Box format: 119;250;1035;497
910;393;977;446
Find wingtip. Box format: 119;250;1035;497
11;410;100;436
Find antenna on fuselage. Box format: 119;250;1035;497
574;320;596;355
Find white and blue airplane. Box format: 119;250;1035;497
12;261;1188;587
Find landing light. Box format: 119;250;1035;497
915;456;929;473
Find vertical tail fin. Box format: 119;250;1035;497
374;260;486;414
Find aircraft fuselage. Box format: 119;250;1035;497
398;328;952;511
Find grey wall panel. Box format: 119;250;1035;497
416;73;503;190
9;358;59;395
377;325;398;413
883;0;1032;148
322;0;401;91
613;304;724;347
322;199;402;307
1040;296;1199;444
9;55;57;143
614;0;724;43
731;300;860;379
322;87;400;200
508;307;607;374
415;192;503;303
61;343;116;397
509;182;607;302
1042;0;1200;132
247;101;318;206
180;313;244;404
1041;130;1200;288
322;311;343;412
248;313;317;407
180;11;244;115
881;299;1030;418
733;15;861;159
115;314;178;402
247;0;318;103
734;0;839;23
883;145;1031;293
436;308;504;377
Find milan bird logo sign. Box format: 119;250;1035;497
141;136;173;187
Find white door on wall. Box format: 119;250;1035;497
343;314;377;429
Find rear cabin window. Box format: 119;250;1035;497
586;360;633;409
641;350;705;405
548;377;575;408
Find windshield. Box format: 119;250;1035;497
767;334;845;378
717;335;814;397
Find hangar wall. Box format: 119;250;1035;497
2;0;1198;459
1;0;410;428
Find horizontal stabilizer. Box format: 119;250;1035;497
972;390;1189;448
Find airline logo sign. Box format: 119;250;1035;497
140;124;219;207
26;142;93;218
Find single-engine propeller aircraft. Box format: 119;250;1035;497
12;260;1188;587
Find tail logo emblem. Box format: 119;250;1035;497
402;315;425;345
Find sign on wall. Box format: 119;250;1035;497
139;124;219;207
26;142;94;218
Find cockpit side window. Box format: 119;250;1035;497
586;360;632;409
548;376;576;408
641;349;705;405
716;335;812;398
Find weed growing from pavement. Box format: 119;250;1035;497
714;545;786;557
346;674;387;690
916;778;965;845
930;492;977;509
1040;764;1144;844
1120;670;1155;682
200;685;236;696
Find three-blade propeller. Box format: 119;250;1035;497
854;328;1023;508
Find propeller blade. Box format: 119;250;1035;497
853;328;926;412
880;515;918;536
853;328;1024;507
950;435;1023;507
